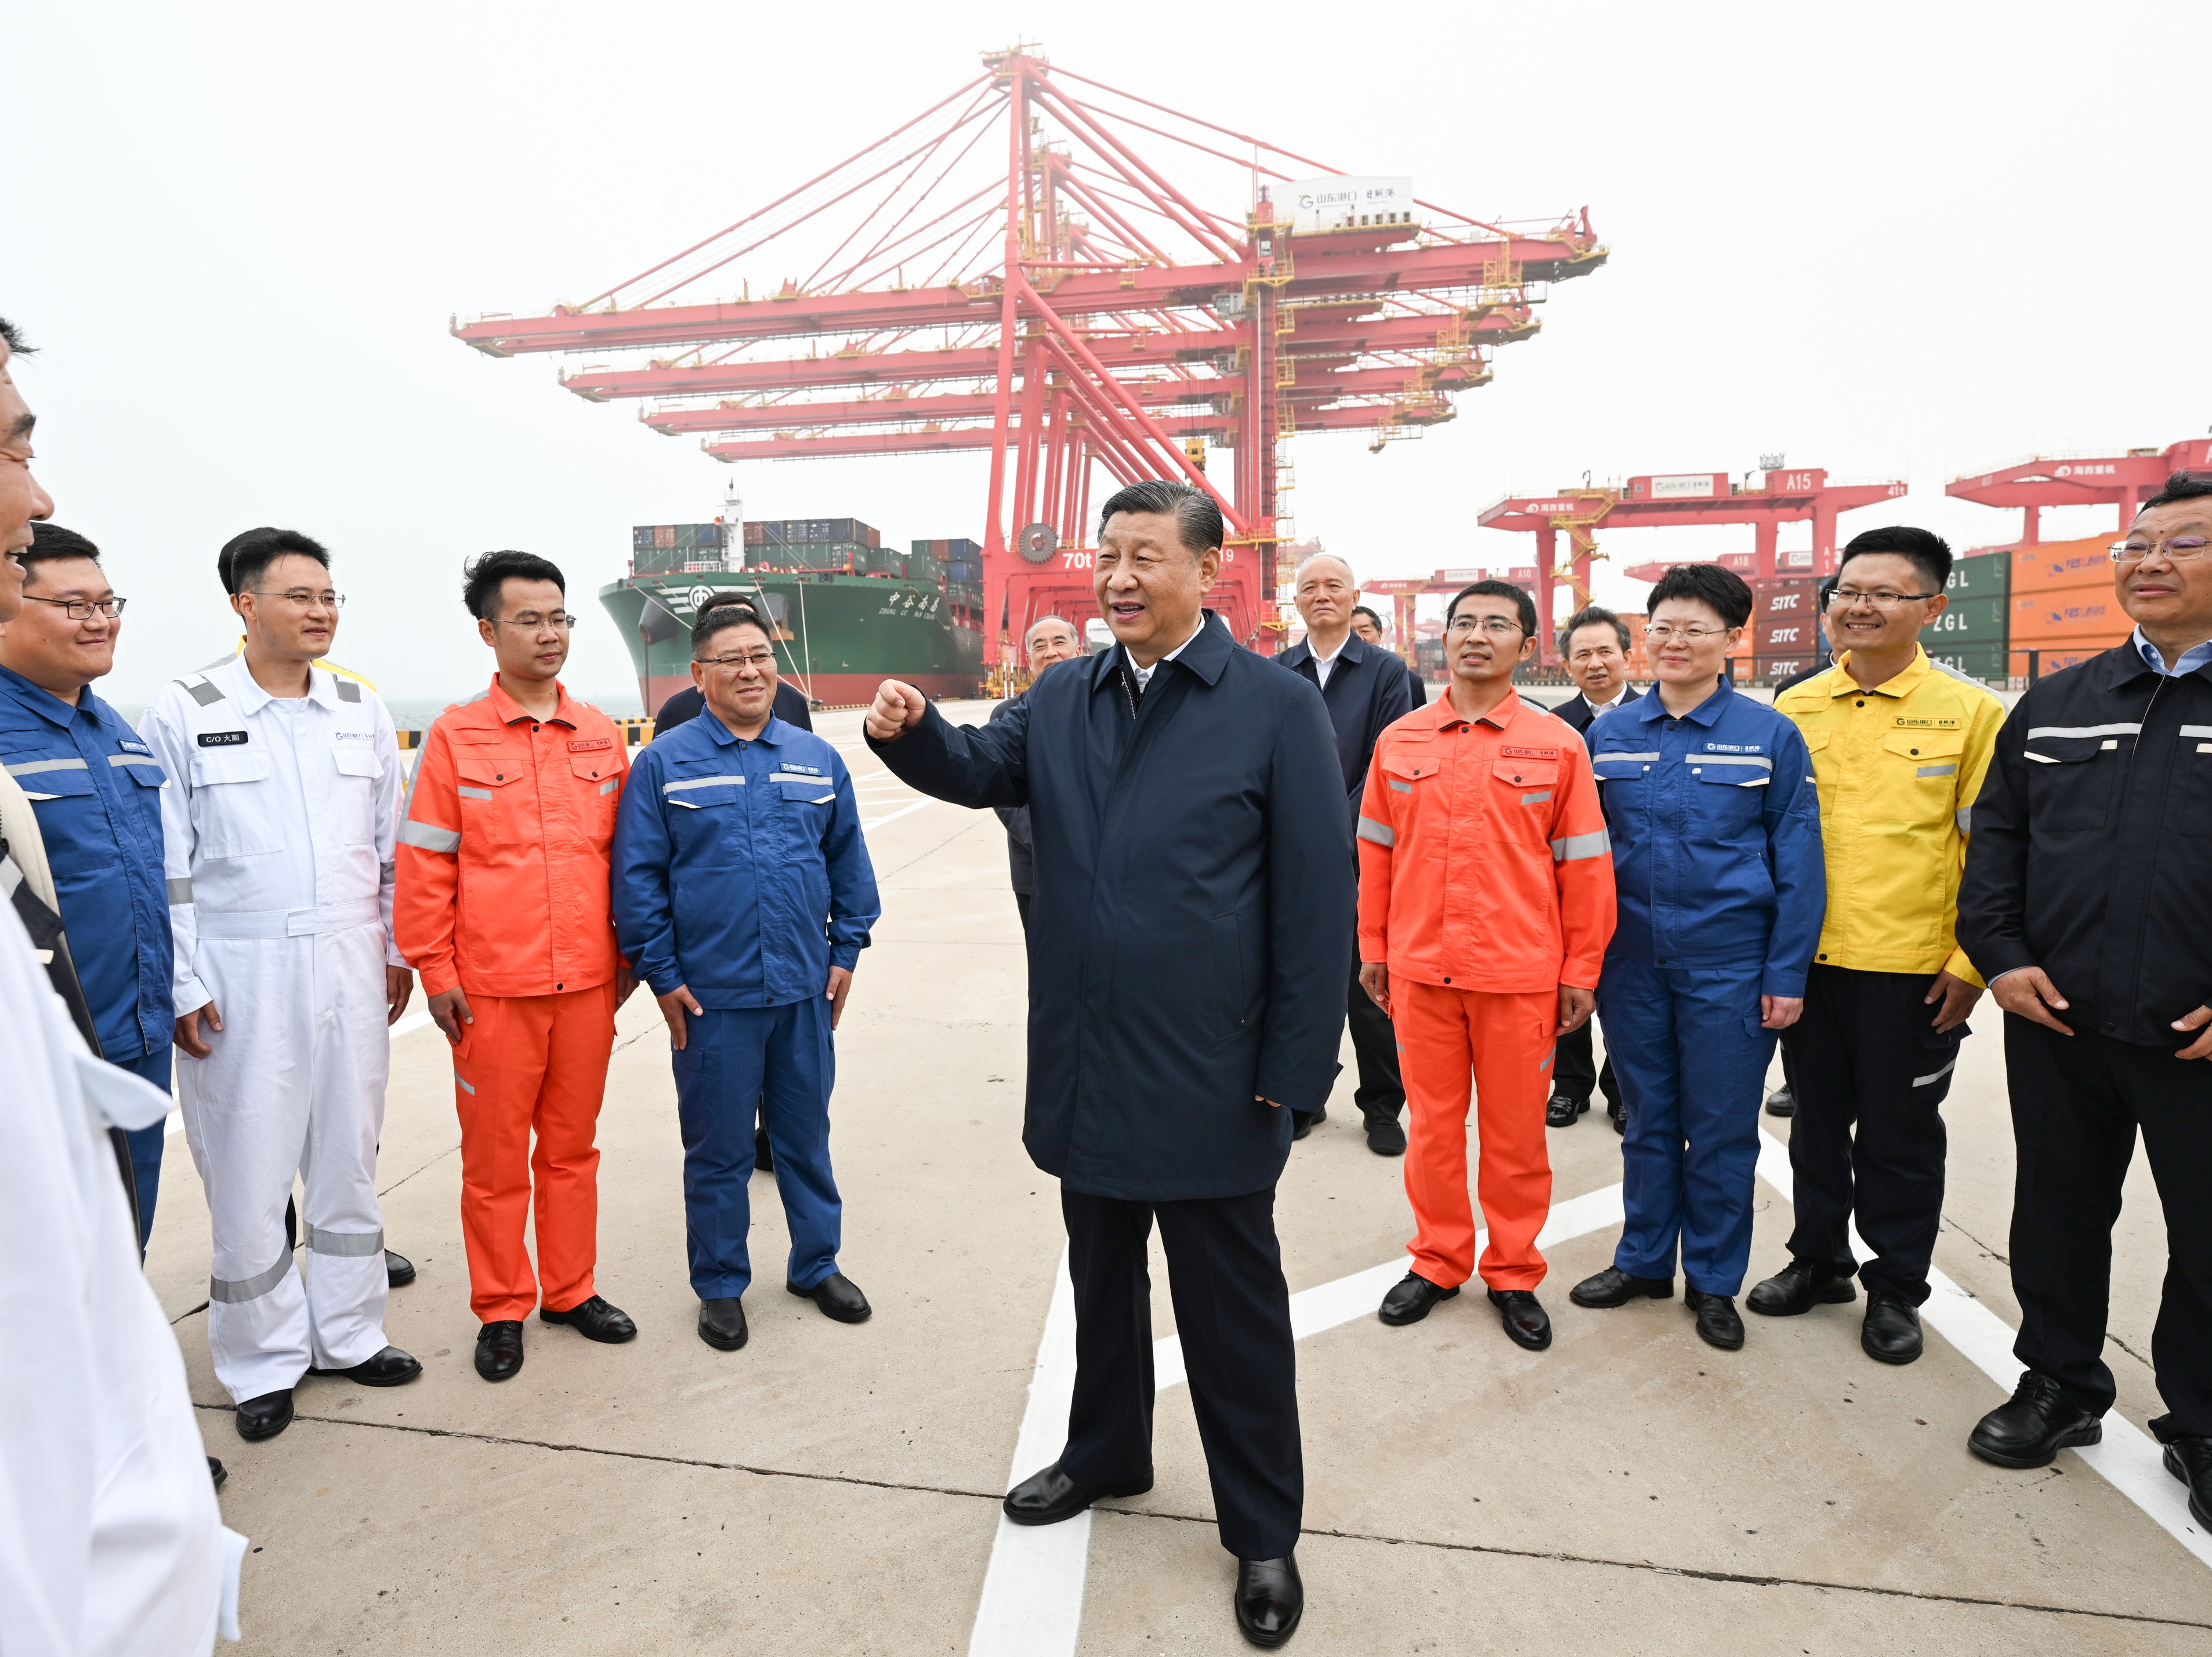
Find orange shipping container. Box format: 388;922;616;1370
2008;587;2128;647
2009;535;2118;595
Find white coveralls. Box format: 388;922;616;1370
139;657;405;1403
0;897;244;1654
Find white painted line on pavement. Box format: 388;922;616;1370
1754;1128;2211;1569
968;1244;1087;1657
861;799;931;830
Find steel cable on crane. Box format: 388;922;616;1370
1023;82;1238;264
841;179;1007;294
800;84;1002;294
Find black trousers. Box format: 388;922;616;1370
2005;1016;2212;1438
1551;1018;1620;1110
1780;964;1962;1304
1059;1185;1302;1558
1015;890;1031;934
1346;961;1404;1123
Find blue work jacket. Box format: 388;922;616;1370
612;711;879;1008
1587;679;1824;997
0;664;173;1058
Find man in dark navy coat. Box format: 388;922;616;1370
1279;552;1416;1154
866;479;1349;1648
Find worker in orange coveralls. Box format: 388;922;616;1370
1358;579;1616;1353
394;551;640;1385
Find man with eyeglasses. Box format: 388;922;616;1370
1359;580;1616;1353
1956;471;2212;1510
0;524;176;1246
140;527;423;1442
396;549;641;1384
614;604;879;1354
1746;527;2005;1369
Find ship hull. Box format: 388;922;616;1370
599;571;984;714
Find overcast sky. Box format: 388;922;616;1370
10;0;2203;707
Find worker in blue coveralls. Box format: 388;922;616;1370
612;602;882;1355
1567;563;1824;1351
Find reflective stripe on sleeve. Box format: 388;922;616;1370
1356;816;1395;848
598;777;618;796
664;775;746;794
1697;754;1773;769
398;820;461;853
455;1072;476;1095
1913;1058;1957;1088
2026;722;2140;739
1600;751;1661;762
1551;828;1612;862
304;1224;385;1257
166;877;193;905
335;681;362;703
457;785;493;801
1522;790;1552;804
2181;726;2212;739
1956;807;1972;834
1916;762;1957;777
184;678;226;707
108;754;164;770
4;756;89;776
209;1251;294;1304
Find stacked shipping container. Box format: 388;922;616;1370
1919;547;2010;678
2002;535;2128;676
631;522;729;576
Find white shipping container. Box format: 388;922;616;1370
1290;176;1415;233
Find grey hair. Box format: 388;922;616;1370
1025;613;1077;642
1097;479;1223;558
1294;551;1357;587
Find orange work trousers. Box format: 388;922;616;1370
451;982;617;1322
1394;978;1558;1291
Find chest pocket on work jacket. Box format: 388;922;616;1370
2171;726;2212;839
664;773;747;862
2019;733;2117;834
1591;750;1655;822
570;751;620;848
189;748;280;858
1878;732;1963;826
3;748;95;804
1484;757;1558;853
1686;754;1769;837
332;745;383;844
455;750;527;845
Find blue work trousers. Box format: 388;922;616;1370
672;996;842;1299
117;1045;172;1252
1598;959;1775;1296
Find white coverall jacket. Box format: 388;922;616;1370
139;657;405;1403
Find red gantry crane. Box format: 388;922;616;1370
1477;465;1908;666
450;45;1607;671
1946;437;2212;544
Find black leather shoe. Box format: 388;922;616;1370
1686;1289;1745;1350
1488;1287;1552;1351
1378;1271;1458;1326
1764;1084;1795;1118
1234;1553;1303;1648
1609;1099;1625;1134
754;1126;774;1174
2163;1436;2212;1528
236;1389;294;1441
1290;1110;1317;1141
788;1271;871;1323
208;1456;227;1489
1969;1372;2102;1468
1861;1290;1924;1365
1364;1115;1407;1157
1002;1460;1153;1526
384;1249;415;1288
1747;1259;1856;1317
1570;1266;1674;1308
540;1294;638;1343
474;1320;524;1381
309;1345;422;1387
698;1297;748;1351
1545;1094;1589;1128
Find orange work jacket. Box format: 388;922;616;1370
394;676;628;998
1357;688;1616;994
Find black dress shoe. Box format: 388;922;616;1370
1968;1371;2103;1468
474;1320;524;1381
2163;1436;2212;1528
788;1271;871;1323
236;1389;294;1441
309;1345;422;1387
1861;1290;1924;1365
384;1249;415;1288
1609;1099;1625;1135
1290;1110;1317;1141
698;1297;748;1351
1002;1460;1153;1526
540;1294;638;1343
1746;1258;1856;1317
1764;1084;1795;1118
754;1126;774;1173
1686;1289;1745;1350
1569;1266;1674;1308
1545;1094;1589;1128
208;1456;227;1489
1364;1115;1407;1157
1377;1271;1458;1326
1234;1553;1303;1648
1487;1287;1552;1351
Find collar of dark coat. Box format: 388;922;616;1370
2094;636;2212;692
1088;609;1233;694
1280;632;1368;673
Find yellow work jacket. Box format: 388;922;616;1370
1774;646;2006;984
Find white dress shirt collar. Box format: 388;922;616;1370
1126;617;1208;692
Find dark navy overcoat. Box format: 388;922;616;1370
870;613;1353;1201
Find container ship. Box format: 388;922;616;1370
599;504;986;711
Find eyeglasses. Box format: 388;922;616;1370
2109;536;2210;563
694;650;778;670
1642;623;1732;643
1827;587;1937;609
493;612;576;630
1444;616;1526;638
251;588;345;609
21;594;126;620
